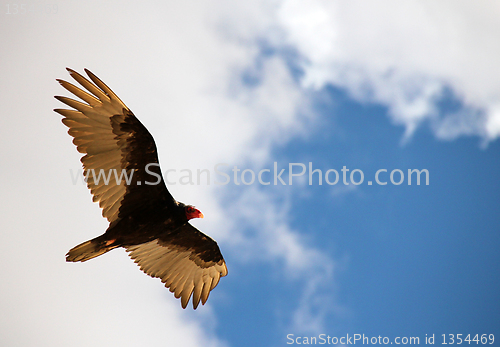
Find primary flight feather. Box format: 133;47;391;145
55;68;227;309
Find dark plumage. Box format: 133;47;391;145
56;68;227;309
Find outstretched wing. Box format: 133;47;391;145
55;68;176;223
126;223;228;309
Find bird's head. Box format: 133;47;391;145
185;205;204;220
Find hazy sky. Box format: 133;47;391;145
1;1;499;346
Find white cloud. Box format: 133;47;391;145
274;0;500;142
0;0;337;345
485;104;500;139
223;185;337;334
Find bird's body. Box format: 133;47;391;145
65;202;186;262
56;68;227;309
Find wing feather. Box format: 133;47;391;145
201;276;213;305
180;282;195;309
66;68;113;103
55;68;176;223
56;79;102;107
84;68;128;108
126;224;227;309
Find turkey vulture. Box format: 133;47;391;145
55;68;227;309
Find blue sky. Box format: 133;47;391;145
215;83;500;345
1;1;499;346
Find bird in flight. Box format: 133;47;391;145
55;68;227;309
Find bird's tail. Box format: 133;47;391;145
66;237;116;262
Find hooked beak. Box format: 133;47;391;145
187;208;204;220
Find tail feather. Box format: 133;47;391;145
66;239;113;262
